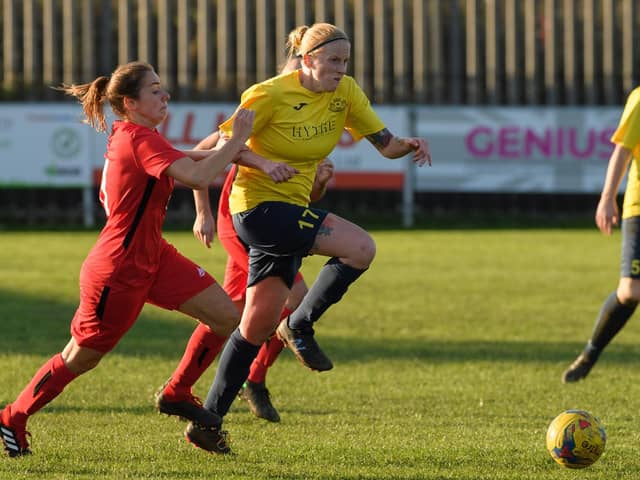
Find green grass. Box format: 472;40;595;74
1;228;639;479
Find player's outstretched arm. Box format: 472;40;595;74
192;189;215;248
366;128;432;166
182;131;222;161
234;149;299;183
596;144;632;235
187;131;222;248
166;109;254;189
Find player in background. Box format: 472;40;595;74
0;61;254;457
155;55;333;424
562;86;640;383
186;23;431;454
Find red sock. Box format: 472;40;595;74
165;323;227;398
11;353;77;424
247;308;290;384
247;336;285;384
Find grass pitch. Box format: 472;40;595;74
1;228;640;479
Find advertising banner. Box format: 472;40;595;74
98;104;407;190
0;104;93;187
413;107;621;193
1;104;624;194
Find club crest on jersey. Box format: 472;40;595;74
328;97;347;112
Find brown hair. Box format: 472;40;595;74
57;61;155;132
285;23;349;62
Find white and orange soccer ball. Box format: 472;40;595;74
546;409;606;469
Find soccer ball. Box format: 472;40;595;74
546;409;606;469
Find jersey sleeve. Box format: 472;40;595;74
612;87;640;156
343;78;385;142
220;83;274;138
132;130;185;178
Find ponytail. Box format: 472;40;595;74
58;76;110;132
285;25;309;61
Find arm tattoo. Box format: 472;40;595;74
366;128;393;149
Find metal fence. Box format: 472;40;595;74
2;0;640;105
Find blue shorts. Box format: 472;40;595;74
621;216;640;278
232;201;328;288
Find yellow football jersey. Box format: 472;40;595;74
220;71;385;213
613;87;640;218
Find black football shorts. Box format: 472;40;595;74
232;201;329;287
621;216;640;278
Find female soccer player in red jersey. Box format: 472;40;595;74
0;61;254;457
185;23;431;454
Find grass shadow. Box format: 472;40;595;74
0;288;202;358
4;288;639;368
317;334;640;365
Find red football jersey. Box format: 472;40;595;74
216;164;238;240
84;121;185;288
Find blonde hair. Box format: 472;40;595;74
277;56;302;75
57;61;155;132
285;23;349;62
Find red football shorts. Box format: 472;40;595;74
70;241;216;352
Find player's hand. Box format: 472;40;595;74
231;108;255;143
315;158;335;186
595;197;619;236
405;137;431;167
310;158;334;202
262;161;299;183
193;210;216;248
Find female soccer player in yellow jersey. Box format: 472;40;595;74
184;23;431;453
563;86;640;383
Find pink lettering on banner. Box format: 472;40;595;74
498;127;519;158
466;126;615;161
523;129;551;156
466;127;492;156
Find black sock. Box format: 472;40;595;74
288;257;366;330
203;329;260;418
586;291;637;358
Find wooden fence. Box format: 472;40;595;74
1;0;640;105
